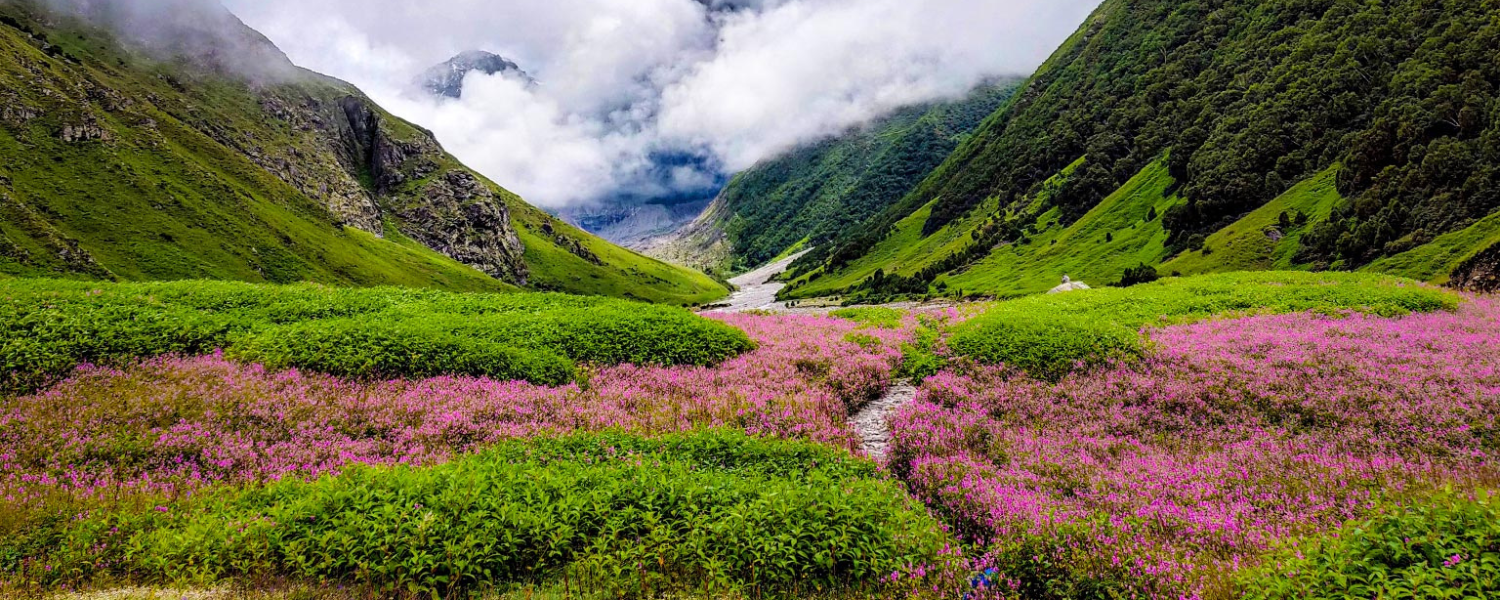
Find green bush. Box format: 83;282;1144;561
31;431;956;599
0;279;754;392
949;272;1459;378
228;319;575;385
831;306;906;329
950;314;1142;379
1240;491;1500;599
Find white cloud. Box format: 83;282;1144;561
221;0;1103;208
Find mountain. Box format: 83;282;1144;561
419;50;533;99
780;0;1500;301
0;0;727;304
645;78;1021;276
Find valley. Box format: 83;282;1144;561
2;0;1498;598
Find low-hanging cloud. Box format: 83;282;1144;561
219;0;1102;209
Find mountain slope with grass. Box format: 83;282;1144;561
784;0;1500;300
0;0;726;304
647;78;1020;276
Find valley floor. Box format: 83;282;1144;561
3;273;1496;600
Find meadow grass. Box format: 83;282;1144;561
946;271;1458;378
0;278;752;392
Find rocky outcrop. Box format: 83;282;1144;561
396;170;528;283
1451;242;1500;293
58;116;111;142
232;91;531;284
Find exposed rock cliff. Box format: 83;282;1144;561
1450;243;1500;294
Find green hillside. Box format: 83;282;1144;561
786;0;1500;299
0;1;726;304
1367;208;1500;284
1163;166;1345;276
651;79;1019;276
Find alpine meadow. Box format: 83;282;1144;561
2;0;1498;599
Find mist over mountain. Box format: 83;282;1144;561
38;0;297;83
220;0;1102;242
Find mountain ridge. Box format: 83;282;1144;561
0;0;727;304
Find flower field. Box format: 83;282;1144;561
890;298;1500;598
2;273;1497;599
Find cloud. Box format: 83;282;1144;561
219;0;1103;208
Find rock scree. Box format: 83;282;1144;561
716;251;811;312
851;380;918;460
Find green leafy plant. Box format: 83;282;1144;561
0;278;753;392
20;431;961;599
1240;490;1500;599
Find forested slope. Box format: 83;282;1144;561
648;79;1019;276
784;0;1500;300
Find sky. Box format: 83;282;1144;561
220;0;1104;209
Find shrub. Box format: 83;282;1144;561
949;314;1140;379
1240;491;1500;599
948;272;1458;377
27;431;960;599
831;306;906;329
228;319;575;385
0;279;753;391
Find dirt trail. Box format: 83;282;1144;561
851;380;918;460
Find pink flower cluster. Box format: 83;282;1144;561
0;313;909;507
889;300;1500;598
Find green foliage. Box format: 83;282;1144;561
949;313;1142;380
227;319;576;385
948;272;1458;378
28;431;957;599
1114;263;1161;287
0;278;752;392
1367;206;1500;285
1240;490;1500;599
830;307;905;329
1163;167;1345;276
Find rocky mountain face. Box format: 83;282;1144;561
420;50;533;99
559;200;710;249
1451;243;1500;293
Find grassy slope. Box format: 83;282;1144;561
946;159;1179;296
1366;209;1500;284
788;158;1177;299
0;21;510;291
508;200;728;305
784;159;1087;299
0;6;726;303
1162;167;1344;275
